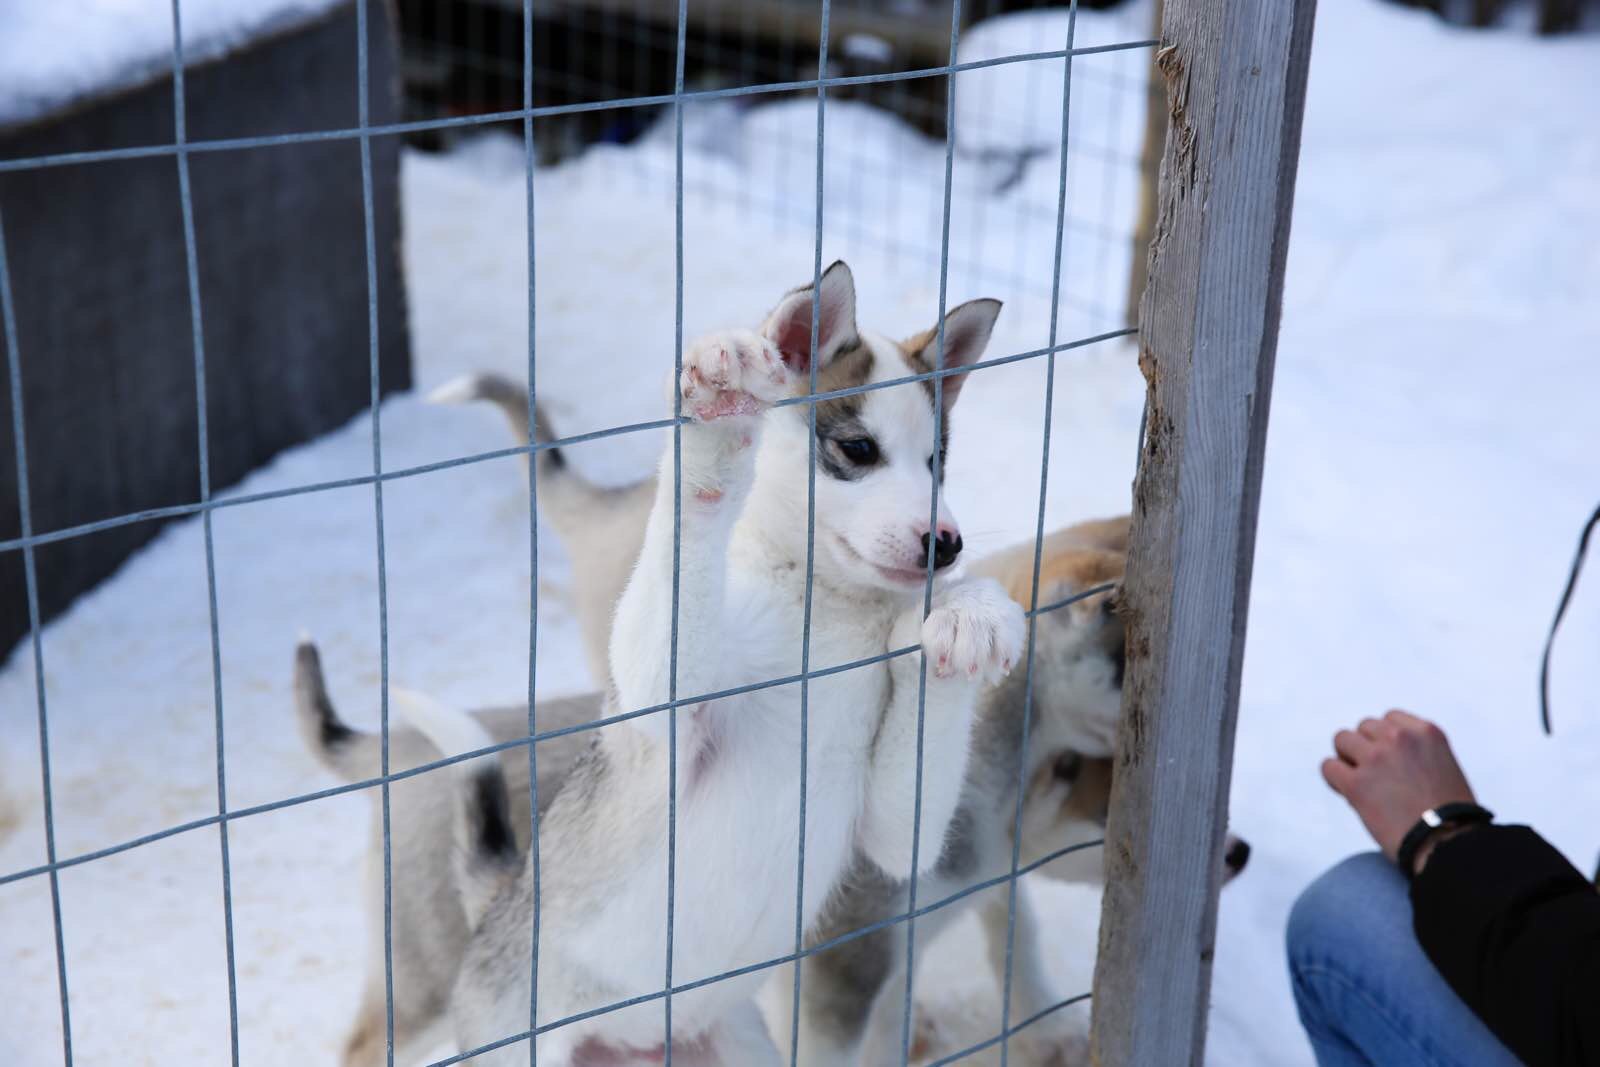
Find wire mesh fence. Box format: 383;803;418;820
388;0;1159;327
0;0;1181;1064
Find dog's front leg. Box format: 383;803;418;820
857;579;1024;878
609;329;791;739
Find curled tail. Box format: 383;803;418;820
294;638;381;782
428;371;657;684
392;687;520;928
427;372;563;473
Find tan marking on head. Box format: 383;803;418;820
989;545;1125;615
1058;515;1131;554
897;328;941;406
812;338;874;397
1062;757;1114;825
968;515;1132;612
804;339;876;444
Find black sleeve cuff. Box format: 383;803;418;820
1412;825;1588;982
1411;824;1599;1066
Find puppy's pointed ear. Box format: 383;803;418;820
903;298;1002;412
762;260;859;376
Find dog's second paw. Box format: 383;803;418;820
678;329;789;422
1010;1014;1091;1067
921;578;1025;685
1014;1030;1091;1067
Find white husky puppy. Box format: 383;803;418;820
401;261;1023;1065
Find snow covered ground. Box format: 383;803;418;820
3;1;1598;1064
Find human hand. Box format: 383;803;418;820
1321;710;1477;869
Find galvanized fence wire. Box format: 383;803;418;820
0;196;73;1067
899;0;966;1060
167;1;244;1063
0;2;1161;1063
1001;4;1080;1065
788;0;834;1061
520;2;544;1064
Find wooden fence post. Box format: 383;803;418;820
1124;0;1163;330
1089;1;1317;1064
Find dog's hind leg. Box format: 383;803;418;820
703;999;783;1067
788;935;893;1066
977;886;1088;1067
787;861;905;1065
341;986;442;1067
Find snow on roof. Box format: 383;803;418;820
0;0;345;131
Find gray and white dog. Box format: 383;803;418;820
309;262;1024;1066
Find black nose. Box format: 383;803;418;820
1225;838;1251;873
921;530;962;570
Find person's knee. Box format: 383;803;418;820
1287;852;1404;974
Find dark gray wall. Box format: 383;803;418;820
0;2;411;658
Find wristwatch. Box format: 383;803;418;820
1397;802;1494;879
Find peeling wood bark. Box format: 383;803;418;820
1089;1;1317;1064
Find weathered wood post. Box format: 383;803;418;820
1124;0;1163;330
1089;1;1317;1064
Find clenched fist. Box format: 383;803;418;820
1321;709;1478;872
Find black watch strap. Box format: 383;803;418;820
1397;802;1494;880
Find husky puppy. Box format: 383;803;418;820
427;412;1248;1067
391;262;1021;1065
781;518;1258;1067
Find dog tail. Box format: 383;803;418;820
427;372;619;523
427;370;568;472
294;638;382;782
392;687;520;927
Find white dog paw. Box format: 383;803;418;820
921;578;1026;684
1012;1023;1091;1067
678;328;790;422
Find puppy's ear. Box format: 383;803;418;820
902;298;1002;412
762;260;859;376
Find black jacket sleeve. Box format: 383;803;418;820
1411;824;1600;1067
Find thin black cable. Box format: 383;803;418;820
1540;502;1600;735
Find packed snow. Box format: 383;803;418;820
3;1;1598;1064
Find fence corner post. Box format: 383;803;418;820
1088;0;1317;1063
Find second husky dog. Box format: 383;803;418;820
392;262;1021;1064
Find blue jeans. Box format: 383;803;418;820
1287;852;1524;1067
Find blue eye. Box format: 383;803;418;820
838;437;879;465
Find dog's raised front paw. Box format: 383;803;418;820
921;578;1026;684
678;329;790;422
